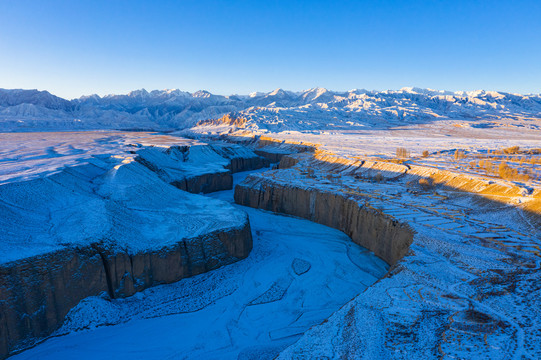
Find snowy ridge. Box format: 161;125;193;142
0;87;540;132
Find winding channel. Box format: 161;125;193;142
11;169;388;360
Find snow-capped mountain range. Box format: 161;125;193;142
0;87;540;132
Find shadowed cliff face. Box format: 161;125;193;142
135;143;269;193
0;225;251;358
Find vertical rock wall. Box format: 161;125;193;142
234;177;413;265
136;144;269;194
0;223;251;359
170;172;233;194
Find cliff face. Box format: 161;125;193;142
0;224;251;358
0;248;105;357
208;143;270;173
231;144;541;359
252;137;315;163
227;156;268;173
235;176;413;265
136;143;268;193
170;172;233;194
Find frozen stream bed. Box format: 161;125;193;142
11;170;388;360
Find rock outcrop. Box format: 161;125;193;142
234;142;414;266
0;224;251;358
135;143;268;193
277;148;541;215
252;137;315;163
197;134;316;164
208;143;270;173
235;175;413;265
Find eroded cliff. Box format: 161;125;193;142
135;143;268;193
235;175;413;265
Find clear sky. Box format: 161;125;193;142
0;0;540;99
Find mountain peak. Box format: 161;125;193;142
127;89;149;98
0;88;71;110
249;91;266;98
399;87;457;96
268;88;286;96
300;87;332;102
193;90;212;98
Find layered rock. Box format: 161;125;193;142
278;149;541;215
234;141;414;266
252;137;315;163
0;224;251;358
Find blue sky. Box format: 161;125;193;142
0;0;540;98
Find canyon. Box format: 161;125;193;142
1;131;394;359
0;88;540;359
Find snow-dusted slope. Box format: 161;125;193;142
1;87;540;132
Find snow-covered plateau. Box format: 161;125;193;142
1;86;541;359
